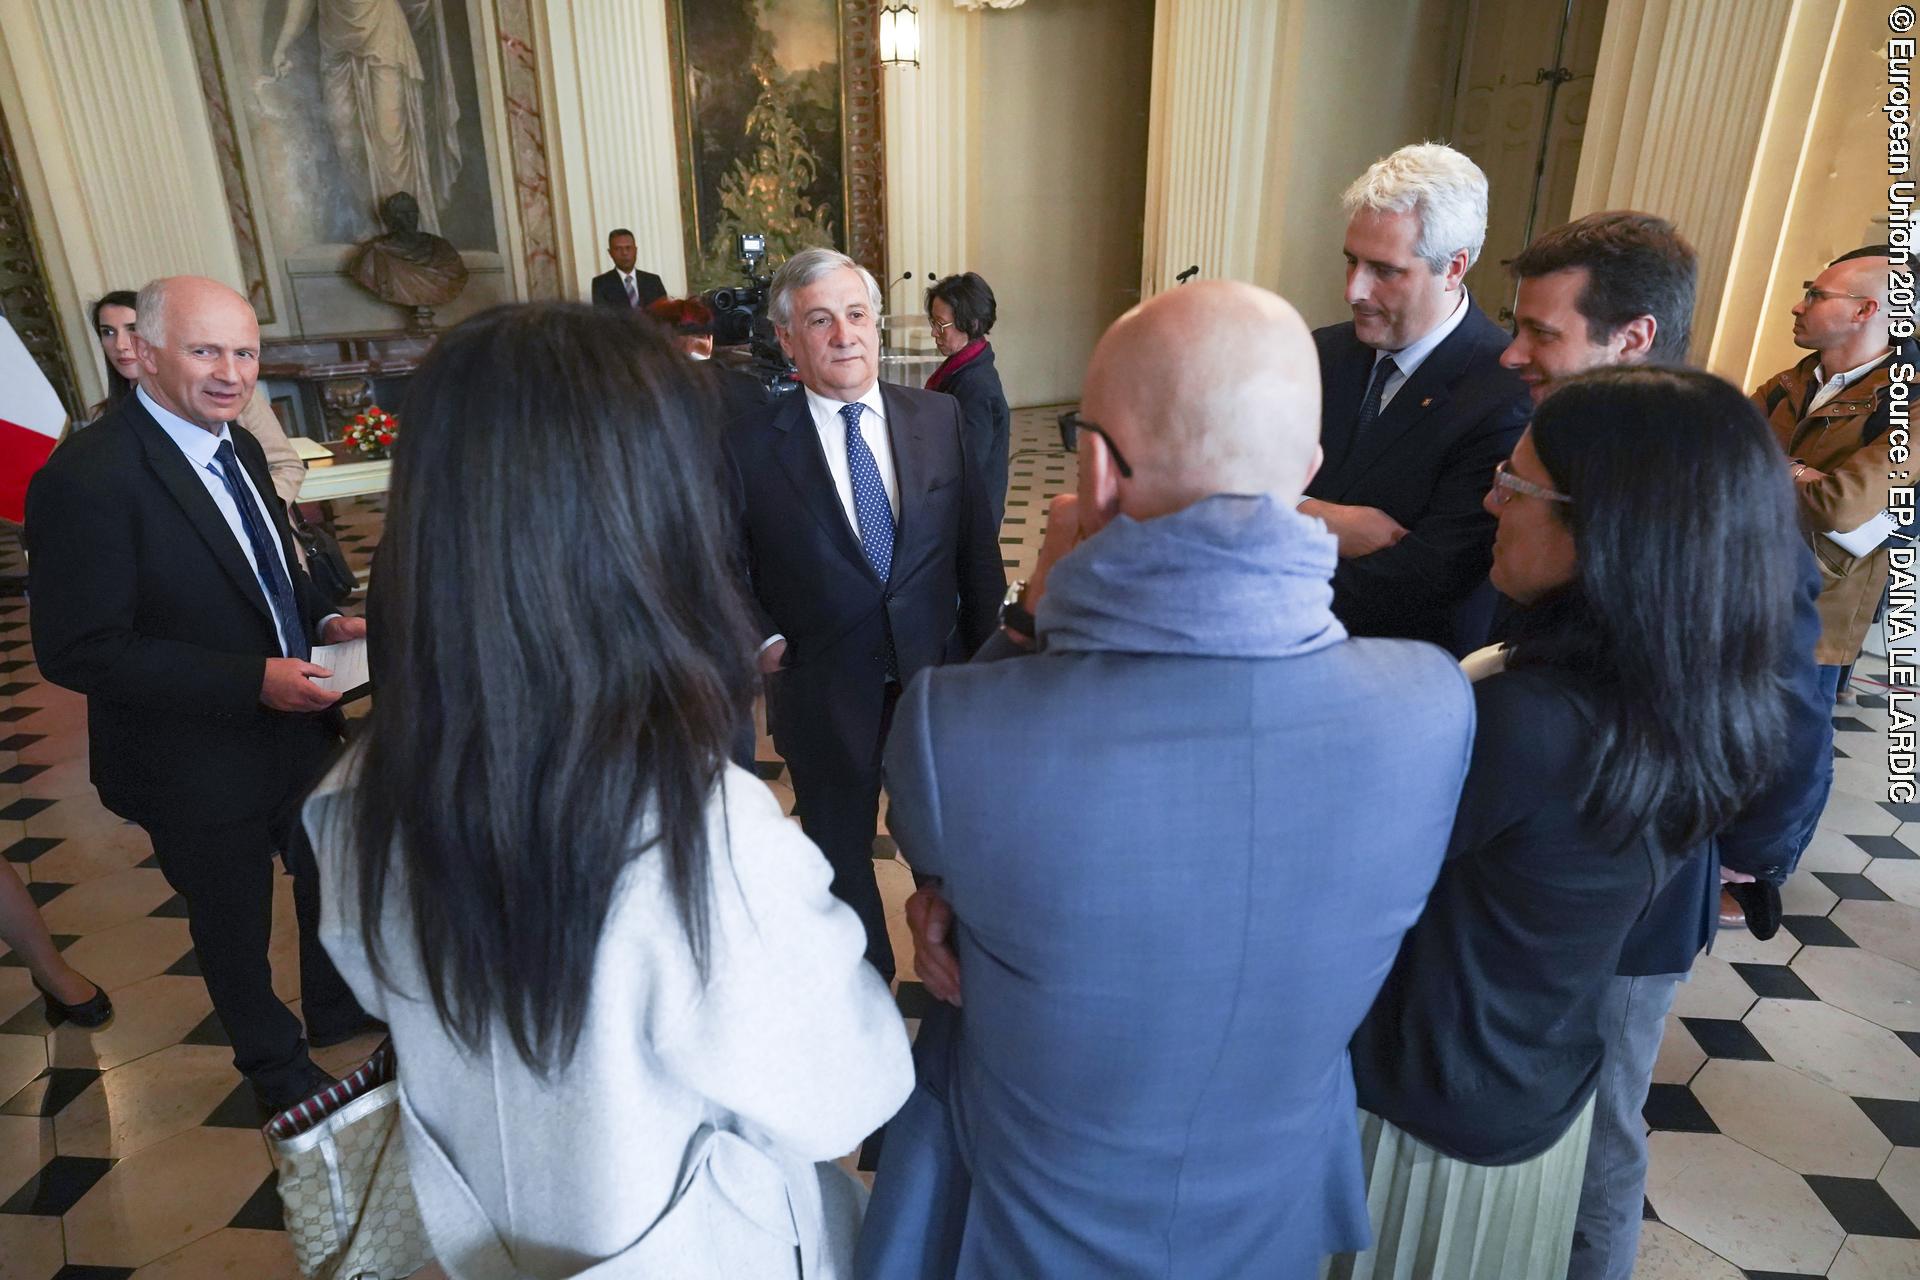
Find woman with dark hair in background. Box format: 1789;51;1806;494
926;272;1011;529
83;289;307;510
1330;367;1801;1279
88;290;141;420
305;303;910;1277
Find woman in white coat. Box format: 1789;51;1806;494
304;301;912;1278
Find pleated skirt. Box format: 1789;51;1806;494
1322;1094;1596;1280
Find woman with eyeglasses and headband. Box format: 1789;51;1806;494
925;272;1011;530
1326;367;1802;1280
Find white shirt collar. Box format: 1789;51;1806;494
1816;349;1895;392
803;381;886;425
138;385;232;467
1373;288;1470;380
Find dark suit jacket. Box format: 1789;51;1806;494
725;383;1005;767
1307;302;1530;648
25;395;339;829
590;268;666;312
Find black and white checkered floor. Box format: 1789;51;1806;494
2;408;1916;1276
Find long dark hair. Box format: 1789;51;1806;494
1505;366;1798;852
90;290;140;416
346;303;757;1075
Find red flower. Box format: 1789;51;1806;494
377;432;394;446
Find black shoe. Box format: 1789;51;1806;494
1726;879;1784;941
251;1060;340;1115
306;1015;387;1049
34;977;113;1029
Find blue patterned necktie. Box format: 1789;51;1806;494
841;402;895;581
210;438;309;660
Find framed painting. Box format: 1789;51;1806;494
182;0;526;335
666;0;883;291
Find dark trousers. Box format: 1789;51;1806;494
783;683;901;982
143;776;364;1094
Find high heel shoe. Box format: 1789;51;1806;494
34;976;113;1029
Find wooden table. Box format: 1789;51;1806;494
298;459;391;502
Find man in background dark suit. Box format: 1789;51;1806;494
27;276;368;1110
1300;143;1530;652
590;228;666;312
726;248;1004;981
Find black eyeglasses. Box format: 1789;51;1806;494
1056;410;1133;478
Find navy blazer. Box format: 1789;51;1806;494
857;635;1474;1278
1307;303;1530;649
1616;546;1833;975
26;395;339;828
725;382;1004;764
935;345;1011;529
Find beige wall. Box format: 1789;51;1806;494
1717;0;1888;391
1257;0;1466;329
969;0;1156;407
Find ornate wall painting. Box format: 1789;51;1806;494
668;0;884;290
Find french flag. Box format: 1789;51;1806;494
0;315;68;525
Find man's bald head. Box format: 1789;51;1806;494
1080;280;1320;519
132;276;261;430
1793;252;1892;367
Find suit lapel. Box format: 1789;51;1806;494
769;392;877;581
1330;305;1489;500
880;383;927;581
127;402;277;627
1318;329;1375;478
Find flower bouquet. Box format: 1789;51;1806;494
341;407;399;459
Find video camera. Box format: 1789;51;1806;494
702;232;796;395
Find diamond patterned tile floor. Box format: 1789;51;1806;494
3;425;1918;1275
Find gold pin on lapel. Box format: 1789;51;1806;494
1420;397;1433;407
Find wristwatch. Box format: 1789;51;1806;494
1000;578;1036;640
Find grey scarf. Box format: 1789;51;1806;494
1037;493;1348;659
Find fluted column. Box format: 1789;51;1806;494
1139;0;1288;297
1570;0;1797;365
540;0;687;298
883;0;978;328
0;0;245;405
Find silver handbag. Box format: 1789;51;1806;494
265;1041;433;1280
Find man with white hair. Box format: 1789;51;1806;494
726;247;1004;982
27;276;369;1111
1299;143;1531;651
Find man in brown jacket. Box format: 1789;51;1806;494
1755;245;1903;696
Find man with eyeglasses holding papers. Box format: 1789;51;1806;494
1754;245;1908;703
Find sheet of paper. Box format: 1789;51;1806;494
311;637;370;697
1823;509;1900;557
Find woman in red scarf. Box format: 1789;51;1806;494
925;273;1011;531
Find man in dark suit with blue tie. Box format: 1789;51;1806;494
726;248;1004;981
27;276;367;1110
1299;143;1531;652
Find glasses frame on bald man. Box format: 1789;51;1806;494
1056;410;1133;478
1800;282;1872;305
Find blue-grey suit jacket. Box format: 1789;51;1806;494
856;637;1475;1279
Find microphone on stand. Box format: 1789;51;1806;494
1175;265;1200;285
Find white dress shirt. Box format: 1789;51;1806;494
140;386;308;657
1371;288;1470;412
804;383;898;528
1809;350;1894;416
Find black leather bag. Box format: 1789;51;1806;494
291;507;358;605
